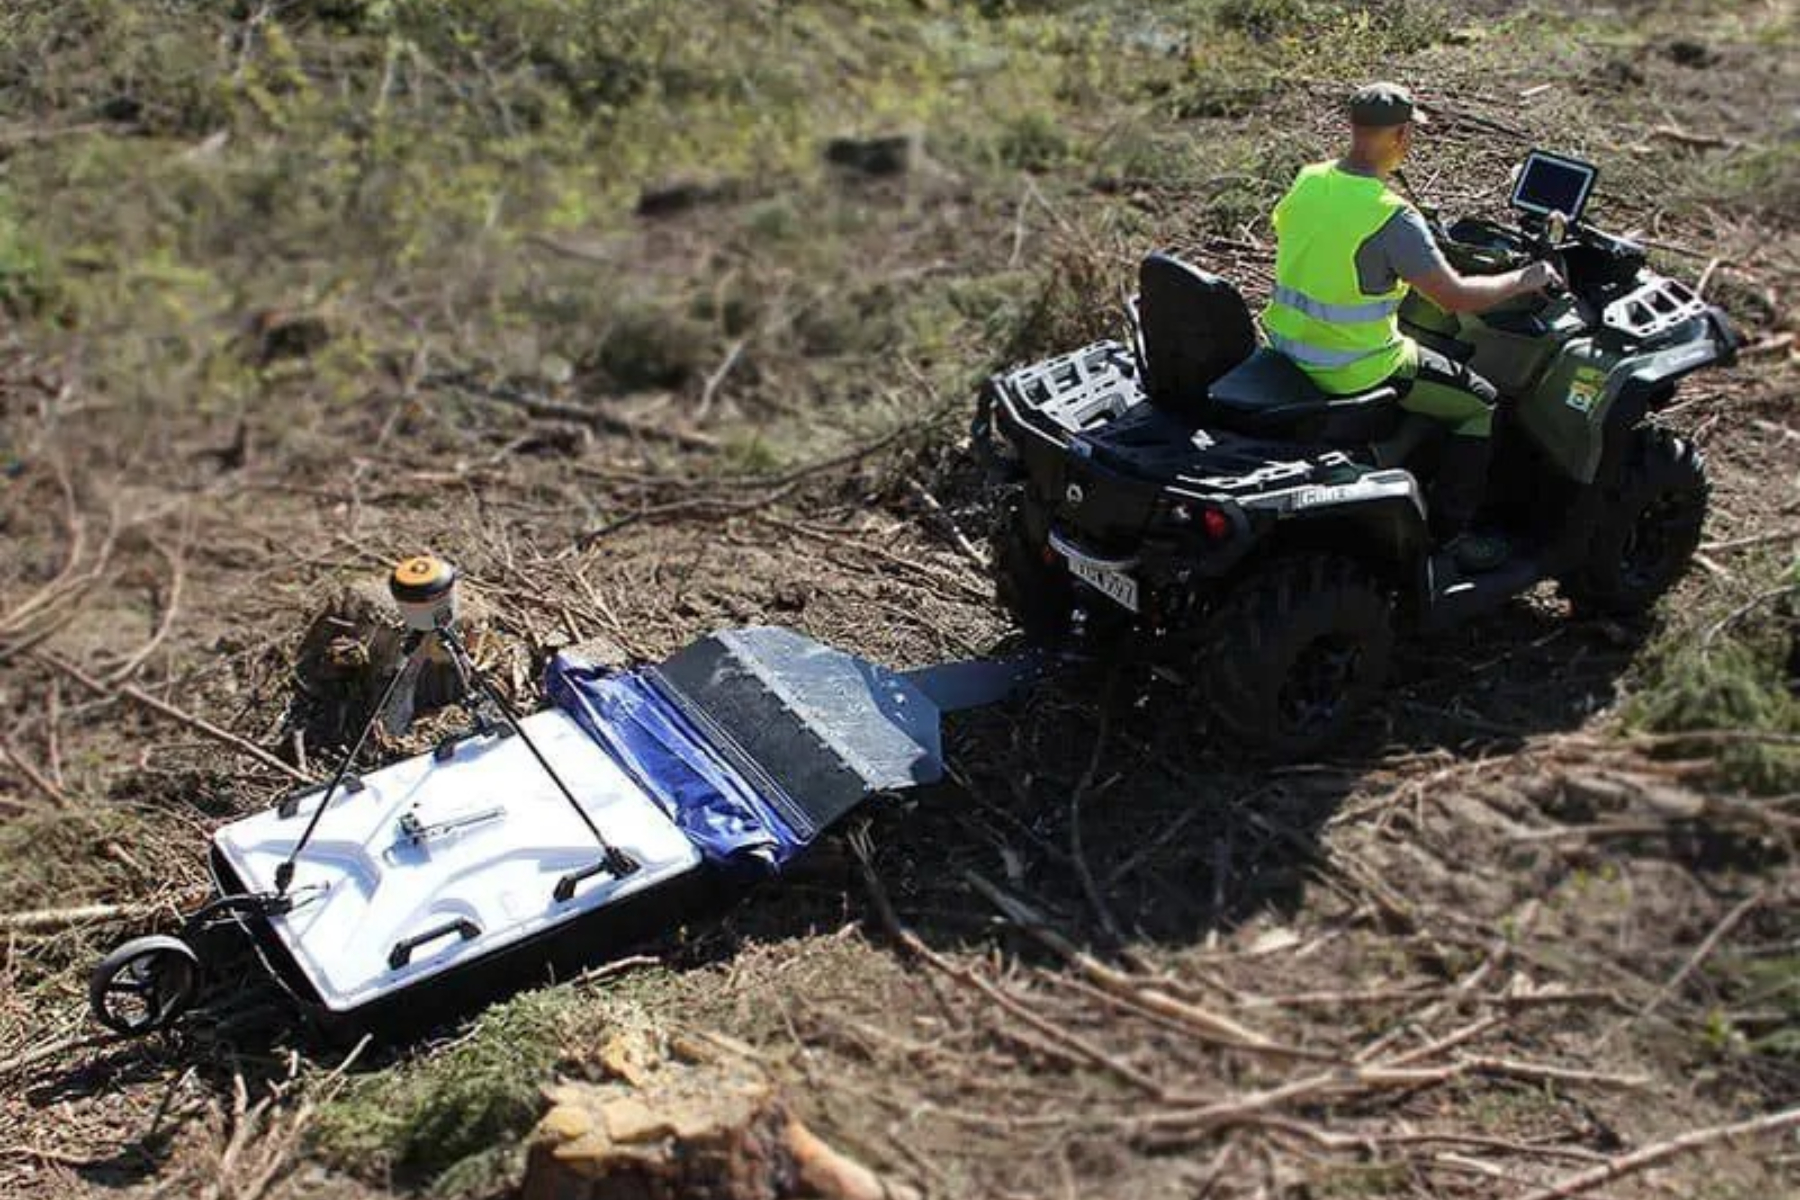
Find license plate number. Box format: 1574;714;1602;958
1066;556;1139;613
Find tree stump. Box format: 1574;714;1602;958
286;579;495;747
522;1031;917;1200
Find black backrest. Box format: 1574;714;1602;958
1136;253;1257;412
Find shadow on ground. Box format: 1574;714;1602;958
701;594;1643;960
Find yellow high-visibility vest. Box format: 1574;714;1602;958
1263;161;1416;394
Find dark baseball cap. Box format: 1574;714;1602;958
1349;81;1428;127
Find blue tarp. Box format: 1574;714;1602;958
545;655;804;872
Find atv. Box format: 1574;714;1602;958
974;150;1739;757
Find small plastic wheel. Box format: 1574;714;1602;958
89;935;201;1036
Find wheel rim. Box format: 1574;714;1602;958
96;948;197;1035
1619;491;1697;592
1277;635;1362;739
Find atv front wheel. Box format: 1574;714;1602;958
1196;555;1395;759
1561;429;1708;617
992;496;1073;644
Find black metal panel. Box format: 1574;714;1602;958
648;627;947;841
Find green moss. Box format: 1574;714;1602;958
743;197;806;245
1711;143;1800;228
997;110;1072;171
794;280;915;359
585;304;711;392
720;432;784;475
0;193;59;318
1201;0;1451;85
1218;0;1311;40
948;271;1037;350
310;986;569;1189
1624;593;1800;793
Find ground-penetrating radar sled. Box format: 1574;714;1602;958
89;557;1037;1040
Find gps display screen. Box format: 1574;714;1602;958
1512;153;1597;221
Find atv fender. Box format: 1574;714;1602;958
1523;308;1736;487
1608;310;1738;424
1236;469;1431;580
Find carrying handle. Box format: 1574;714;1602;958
388;917;480;969
553;854;635;903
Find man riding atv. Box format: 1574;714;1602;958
1267;82;1562;571
978;104;1736;756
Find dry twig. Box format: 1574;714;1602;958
1514;1105;1800;1200
847;826;1172;1099
1067;674;1123;943
107;521;191;684
1604;888;1766;1044
33;650;309;783
960;870;1292;1055
0;736;67;807
0;902;161;934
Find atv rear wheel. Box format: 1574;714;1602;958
1561;429;1708;617
1196;555;1394;759
992;496;1073;644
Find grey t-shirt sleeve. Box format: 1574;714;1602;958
1355;207;1449;295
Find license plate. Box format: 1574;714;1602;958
1066;556;1139;613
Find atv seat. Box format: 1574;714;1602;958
1207;347;1401;442
1136;254;1258;417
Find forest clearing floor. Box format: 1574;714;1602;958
1;1;1797;1197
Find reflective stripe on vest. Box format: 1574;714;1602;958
1265;330;1391;369
1270;284;1402;324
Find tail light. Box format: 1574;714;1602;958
1169;501;1234;542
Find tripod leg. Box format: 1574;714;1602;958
435;626;639;885
275;630;424;894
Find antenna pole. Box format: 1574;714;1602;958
435;623;639;880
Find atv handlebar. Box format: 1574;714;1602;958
1519;210;1572;299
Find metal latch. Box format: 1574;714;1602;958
396;804;505;847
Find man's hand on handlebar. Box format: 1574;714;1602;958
1408;252;1563;316
1518;260;1564;296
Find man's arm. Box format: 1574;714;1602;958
1407;260;1561;315
1369;207;1561;315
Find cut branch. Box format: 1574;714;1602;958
33;650;309;783
1514;1106;1800;1200
0;901;161;934
961;869;1294;1056
426;370;719;450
